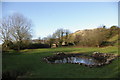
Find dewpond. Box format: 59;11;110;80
54;56;101;65
44;52;118;67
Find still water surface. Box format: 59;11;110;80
54;56;102;65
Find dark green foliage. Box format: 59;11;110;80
100;41;114;47
27;43;50;49
108;26;119;38
5;42;50;50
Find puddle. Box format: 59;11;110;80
43;52;118;67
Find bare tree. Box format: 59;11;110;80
11;13;32;50
0;16;12;50
52;28;71;46
45;35;56;47
52;28;64;47
0;13;32;51
64;29;71;45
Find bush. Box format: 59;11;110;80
100;41;114;47
27;43;50;49
8;42;50;50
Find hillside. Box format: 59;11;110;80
68;28;119;47
72;29;94;36
108;34;118;42
107;34;119;46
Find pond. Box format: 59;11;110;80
54;56;101;65
43;52;118;67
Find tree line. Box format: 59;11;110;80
0;13;119;52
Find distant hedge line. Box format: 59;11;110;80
2;42;50;51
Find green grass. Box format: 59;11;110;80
2;46;119;78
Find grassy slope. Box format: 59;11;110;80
108;34;118;46
2;46;119;78
108;35;118;42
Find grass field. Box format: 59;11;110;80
2;46;120;78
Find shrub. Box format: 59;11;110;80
27;43;50;49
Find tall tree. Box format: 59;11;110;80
0;13;32;51
46;35;56;47
11;13;32;50
64;29;71;45
0;16;12;50
52;28;71;47
53;28;64;47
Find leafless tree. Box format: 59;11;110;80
11;13;32;50
64;29;71;44
45;35;56;47
0;13;32;51
52;28;71;46
0;16;12;50
52;28;64;46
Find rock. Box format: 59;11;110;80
67;57;71;63
63;58;67;63
105;61;109;64
56;52;65;55
55;60;59;63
